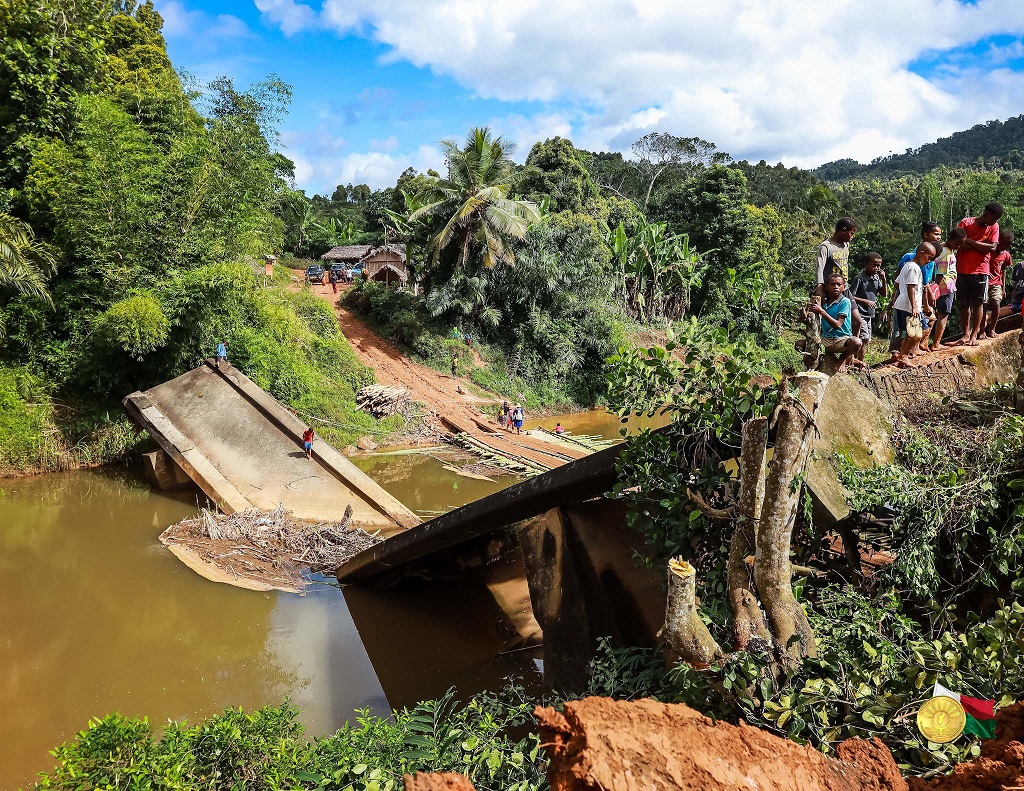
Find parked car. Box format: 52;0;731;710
349;263;365;281
328;262;347;279
305;264;325;284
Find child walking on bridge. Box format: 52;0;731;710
302;426;315;460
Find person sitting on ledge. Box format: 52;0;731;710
808;273;862;373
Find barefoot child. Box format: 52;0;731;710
892;243;934;367
302;426;315;460
849;253;887;362
809;273;862;372
929;228;966;349
984;229;1014;338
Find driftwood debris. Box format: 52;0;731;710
357;384;410;418
161;504;383;590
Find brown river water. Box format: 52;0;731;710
0;409;647;787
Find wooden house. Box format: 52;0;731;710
361;244;408;286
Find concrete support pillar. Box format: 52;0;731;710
142;449;193;491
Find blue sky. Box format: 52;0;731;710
158;0;1024;195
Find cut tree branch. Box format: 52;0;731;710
686;488;735;520
663;557;724;666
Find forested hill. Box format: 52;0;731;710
814;115;1024;181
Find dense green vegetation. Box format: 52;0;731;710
35;691;543;791
0;2;402;472
815;115;1024;180
606;325;1024;773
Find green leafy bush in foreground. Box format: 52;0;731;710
35;691;543;791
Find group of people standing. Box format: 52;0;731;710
809;203;1015;371
498;401;526;434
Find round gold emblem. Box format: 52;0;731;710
917;696;966;744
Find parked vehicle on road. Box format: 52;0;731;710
305;264;325;284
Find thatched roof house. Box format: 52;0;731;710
321;245;372;263
361;244;408;286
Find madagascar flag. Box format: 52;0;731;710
934;682;997;739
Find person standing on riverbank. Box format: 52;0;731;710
849;253;886;363
815;218;862;340
512;404;524;435
929;228;966;349
215;340;227;369
955;202;1003;347
302;426;315;460
891;243;933;368
985;229;1015;338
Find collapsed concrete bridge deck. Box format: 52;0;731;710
124;362;420;537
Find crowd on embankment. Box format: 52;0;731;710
808;202;1015;372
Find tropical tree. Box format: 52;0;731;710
0;214;58;340
410;128;540;275
0;214;58;304
608;217;706;323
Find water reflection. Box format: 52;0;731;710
0;462;540;788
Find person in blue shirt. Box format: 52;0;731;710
809;273;862;373
215;340;227;370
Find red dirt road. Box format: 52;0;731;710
303;280;589;469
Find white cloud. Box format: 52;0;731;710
156;1;250;40
369;135;401;152
254;0;318;36
280;126;445;192
311;0;1024;167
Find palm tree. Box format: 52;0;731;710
411;128;540;271
0;214;58;305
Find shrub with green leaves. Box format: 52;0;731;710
607;320;771;578
838;387;1024;603
35;691;544;791
93;293;170;360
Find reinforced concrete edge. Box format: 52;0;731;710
208;360;420;530
123;392;251;515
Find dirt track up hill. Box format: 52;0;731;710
305;281;591;470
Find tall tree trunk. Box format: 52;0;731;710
727;416;772;650
663;558;724;666
754;372;829;661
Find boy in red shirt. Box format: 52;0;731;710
302;426;315;460
985;229;1015;338
955;202;1003;346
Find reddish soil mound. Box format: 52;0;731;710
910;702;1024;791
535;697;907;791
403;772;476;790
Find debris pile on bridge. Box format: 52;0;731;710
160;504;383;590
357;384;411;417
